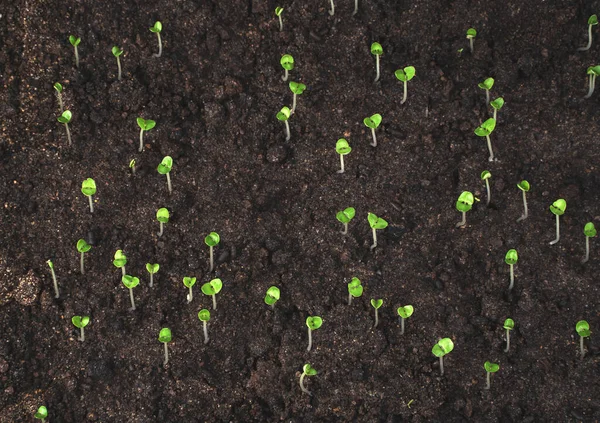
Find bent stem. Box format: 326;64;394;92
504;329;510;352
401;81;408;104
328;0;335;15
299;372;311;395
88;195;94;213
370;228;377;250
579;24;593;51
456;211;466;228
163;342;169;365
158;222;164;237
139;128;145;152
203;321;209;344
585;74;596;98
65;122;72;146
187;286;193;303
307;327;313;352
549;215;560;245
582;236;590;263
508;264;514;291
486;134;494;161
129;287;136;311
370;127;377;147
154;32;162;57
517;191;528;222
485;179;491;206
284;120;290;141
282;68;288;82
374;55;380;82
341;222;348;235
278;14;283;31
337;155;345;173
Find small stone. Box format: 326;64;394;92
14;270;41;306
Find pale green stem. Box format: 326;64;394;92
456;211;466;228
370;127;377;147
64;122;72;146
80;252;85;275
88;195;94;213
284;120;290;141
150;272;154;288
158;221;164;237
485;89;490;104
401;81;408;104
373;308;379;328
486;134;494;161
370;228;377;250
341;222;348;235
57;92;64;112
307;327;313;352
504;329;510;352
585;74;596;98
485;372;491;389
129;287;136;310
328;0;335;15
299;372;311;395
374;55;380;82
400;317;405;335
439;356;444;375
485;179;491;206
116;56;122;81
580;336;586;359
209;245;214;271
187;286;193;303
469;38;474;54
508;264;514;291
282;68;288;82
139;128;145;152
493;108;497;121
166;172;172;194
549;215;560;245
291;93;297;114
203;321;209;344
154;33;162;58
79;327;85;342
50;266;59;298
278;14;283;32
578;24;593;51
163;342;169;365
121;266;126;277
212;294;217;310
517;191;528;222
582;236;590;263
353;0;358;15
74;46;80;68
337;154;345;173
348;292;352;305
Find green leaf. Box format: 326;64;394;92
456;191;474;212
77;239;91;253
264;286;281;305
367;212;388;229
158;327;172;343
129;159;136;169
72;315;90;328
113;250;127;268
397;305;414;319
183;276;197;288
198;309;211;321
276;106;291;121
587;65;600;75
289;81;306;95
584;222;597;237
35;406;48;419
157;156;173;174
336;207;356;224
490;97;504;110
69;35;81;46
275;6;284;16
81;178;96;196
306;316;323;330
146;263;160;274
576;320;590;337
347;277;363;298
112;46;124;57
156;207;170;223
122;274;140;289
336;138;351;155
505;249;518;265
474;118;496;136
150;21;162;33
370;298;383;309
303;363;317;375
201;278;223;295
280;54;294;70
370;42;383;55
57;110;72;124
204;232;220;247
46;260;54;269
363;113;382;129
466;28;477;38
484;361;500;373
589;14;598;25
517;180;530;192
480;170;491;180
395;66;416;82
54;82;63;93
432;338;454;357
503;318;515;330
137;117;156;130
478;77;494;90
549;199;566;216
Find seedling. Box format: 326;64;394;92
183;276;197;303
289;81;306;114
157;156;173;194
76;239;91;275
466;28;476;53
156;207;169;237
129;159;136;174
146;263;160;287
483;362;499;389
306;316;323;352
576;320;590;359
371;299;383;328
72;315;90;342
137;117;156;152
432;338;454;375
264;286;281;308
81;178;96;213
159;328;172;365
368;212;388;250
549;199;566;245
275;7;284;31
584;65;600;98
371;42;383;82
69;35;81;68
455;191;474;228
205;231;220;271
280;54;294;81
516;180;530;222
336;207;356;235
113;249;127;277
122;275;140;311
397;305;414;335
505;249;518;291
47;259;59;298
364;113;382;147
328;0;335;16
198;309;211;344
201;278;223;310
276;106;291;141
34;406;48;422
578;14;598;51
478;77;494;104
335;138;351;173
503;318;514;352
112;46;124;80
347;277;363;305
150;21;163;57
481;170;492;206
57;110;73;145
474;118;497;161
490;97;504;121
582;222;597;263
394;66;416;104
299;363;317;395
54;82;64;112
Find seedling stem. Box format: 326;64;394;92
150;21;162;57
47;260;59;298
549;199;566;245
353;0;358;15
582;222;597;263
578;15;598;51
329;0;335;15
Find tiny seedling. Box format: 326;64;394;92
275;7;284;31
54;82;64;112
34;406;48;422
150;21;163;57
156;207;169;237
328;0;335;16
505;249;518;291
335;138;351;173
112;46;124;81
549;199;567;245
122;275;140;311
76;239;91;275
69;35;81;68
368;212;388;250
129;159;136;174
466;28;476;53
57;110;73;145
503;318;514;352
183;276;197;303
478;77;494;104
455;191;474;228
47;259;59;298
516;180;530;222
584;65;600;98
306;316;323;352
483;361;500;390
159;328;172;365
576;320;591;359
397;305;414;335
198;309;211;344
201;278;223;310
371;299;383;328
137;117;156;152
72;315;90;342
113;249;127;276
481;170;492;206
578;14;598;51
276;106;291;141
432;338;454;375
81;178;96;213
394;66;416;104
299;363;317;395
146;263;160;287
289;81;306;114
364;113;382;147
157;156;173;194
371;42;383;82
336;207;356;235
474;118;497;161
490;97;504;121
205;231;220;271
582;222;597;263
347;277;363;305
280;54;294;81
264;286;281;308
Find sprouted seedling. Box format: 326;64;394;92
578;14;598;51
432;338;454;375
150;21;163;57
466;28;476;53
264;286;281;308
299;363;317;395
394;66;416;104
137;117;156;152
364;113;382;147
397;305;414;335
474;118;497;161
336;207;356;235
371;42;383;82
205;232;220;271
183;277;197;303
146;263;160;287
81;178;96;213
156;207;169;237
516;180;530;222
47;259;59;298
113;249;127;277
455;191;474;228
505;249;518;291
129;159;136;174
335;138;351;173
57;110;73;146
34;406;48;422
112;46;124;80
347;277;363;305
503;318;514;352
159;328;172;365
276;106;291;141
72;315;90;342
198;309;211;344
576;320;590;359
481;170;492;206
328;0;335;16
122;275;140;311
54;82;64;112
584;65;600;98
549;199;567;245
280;54;294;81
275;7;284;31
582;222;597;263
157;156;173;194
69;35;81;68
306;316;323;352
76;239;91;275
483;362;499;390
478;77;494;104
490;97;504;121
371;299;383;328
289;81;306;114
368;212;388;250
201;278;223;310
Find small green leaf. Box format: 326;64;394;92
276;106;291;121
456;191;474;212
395;66;416;82
129;159;136;169
303;363;317;375
47;260;54;269
490;97;504;111
466;28;477;39
348;277;363;298
77;239;91;253
113;250;127;268
503;318;514;331
150;21;162;33
584;222;597;237
204;232;220;247
158;327;172;343
57;110;72;124
54;82;63;93
201;278;223;295
367;212;388;229
517;180;530;192
587;65;600;75
137;117;156;131
280;54;294;70
306;316;323;330
370;42;383;55
146;263;160;274
480;170;491;180
370;298;383;309
336;207;356;224
72;315;90;328
34;406;48;419
69;35;81;46
478;77;494;90
549;199;566;216
264;286;281;305
576;320;590;337
474;118;496;136
505;249;518;265
275;6;284;16
156;207;170;223
112;46;124;57
122;274;140;289
336;138;351;155
289;81;306;95
363;114;382;129
432;338;454;357
81;178;96;196
183;276;197;288
588;14;598;25
157;156;173;174
397;305;414;319
484;361;500;373
198;309;211;321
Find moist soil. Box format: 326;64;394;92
1;0;599;422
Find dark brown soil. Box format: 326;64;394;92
1;0;599;421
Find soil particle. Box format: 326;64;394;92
14;270;42;306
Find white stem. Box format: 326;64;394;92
187;286;193;303
374;55;380;82
485;89;490;104
163;342;169;365
154;33;162;57
337;154;345;173
158;222;164;237
353;0;358;15
485;179;491;206
299;373;311;395
129;287;136;310
493;108;497;121
439;356;444;375
373;308;379;328
486;134;494;161
504;329;510;352
150;273;154;288
65;122;72;146
469;38;474;53
307;327;312;352
582;236;590;263
580;336;586;359
341;222;348;235
117;56;122;81
291;93;297;114
80;327;85;342
74;46;80;68
329;0;335;15
278;15;283;32
139;128;144;152
282;68;288;82
549;215;560;245
508;264;514;291
203;321;209;344
456;211;466;228
485;372;491;389
50;267;59;298
400;318;405;335
370;127;377;147
517;191;528;222
209;245;214;271
88;195;94;213
166;172;172;194
121;266;126;277
585;74;596;98
579;24;593;51
284;120;290;141
80;252;85;275
401;81;408;104
212;294;217;310
370;228;377;250
348;293;352;305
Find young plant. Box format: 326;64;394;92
582;222;597;263
54;82;64;112
335;138;351;173
505;249;518;291
112;46;124;80
299;363;317;395
474;118;497;161
276;106;291;141
306;316;323;352
481;170;492;206
516;180;530;222
478;77;494;104
289;81;306;114
113;250;127;276
368;212;388;250
81;178;96;213
503;318;514;352
371;42;383;82
201;278;223;310
46;259;59;298
146;263;160;287
455;191;474;228
205;231;220;271
157;156;173;194
490;97;504;121
57;110;73;145
466;28;476;53
159;328;172;365
137;117;156;152
364;113;382;147
129;159;136;174
576;320;590;359
69;35;81;68
371;299;383;328
76;239;91;275
549;199;567;245
156;207;169;237
275;7;284;31
584;65;600;98
150;21;163;57
72;315;90;342
198;309;211;344
432;338;454;375
397;305;414;335
34;406;48;422
328;0;335;16
347;277;363;305
280;54;294;81
483;361;499;390
264;286;281;308
122;275;140;311
578;14;598;51
394;66;416;104
183;276;197;303
336;207;356;235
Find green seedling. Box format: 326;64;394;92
289;81;306;114
474;118;497;161
264;286;281;308
57;110;73;145
275;7;284;31
201;278;223;310
280;54;294;82
481;170;492;206
72;315;90;342
69;35;81;68
549;199;567;245
394;66;416;104
584;65;600;98
76;239;91;275
335;138;351;173
112;46;124;80
157;156;173;194
371;42;383;82
159;328;172;365
113;249;127;277
457;48;464;57
478;77;494;104
146;263;160;287
205;231;220;271
371;299;383;328
81;178;96;213
328;0;335;16
47;259;59;298
490;97;504;121
505;249;518;291
299;363;317;395
198;309;211;344
347;277;363;305
455;191;474;228
578;14;598;51
306;316;323;352
364;113;382;147
397;305;414;335
122;275;140;311
503;318;514;352
582;222;597;263
484;361;499;389
34;406;48;422
150;21;163;57
576;320;590;359
54;82;64;112
156;207;169;237
137;117;156;152
129;159;136;174
368;212;388;250
183;276;197;303
516;180;530;222
336;207;356;235
432;338;454;375
277;106;291;141
466;28;476;53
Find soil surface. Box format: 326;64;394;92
1;0;600;421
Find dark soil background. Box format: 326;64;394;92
1;0;600;421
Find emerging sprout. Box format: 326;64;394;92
336;207;356;235
481;170;492;206
275;7;284;32
122;275;140;311
490;97;504;121
150;21;163;57
146;263;160;287
264;286;281;308
34;406;48;422
72;315;90;342
69;35;81;68
289;81;306;114
474;118;497;162
280;54;294;82
505;249;518;291
371;42;383;82
478;77;494;104
299;363;317;395
156;207;169;237
483;361;500;390
582;222;597;263
364;113;382;147
158;328;172;365
183;276;197;303
347;277;363;305
137;117;156;152
335;138;351;173
113;249;127;277
368;212;388;250
76;239;91;275
112;46;124;81
157;156;173;195
455;191;474;228
81;178;96;213
57;110;73;146
549;199;567;245
397;305;414;335
503;318;515;352
205;231;220;271
198;309;211;344
584;65;600;98
394;66;416;104
371;299;383;328
201;278;223;310
54;82;64;112
516;180;530;222
46;259;59;298
466;28;476;53
306;316;323;352
328;0;335;16
129;159;136;174
432;338;454;375
578;14;598;51
576;320;591;359
276;106;291;141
